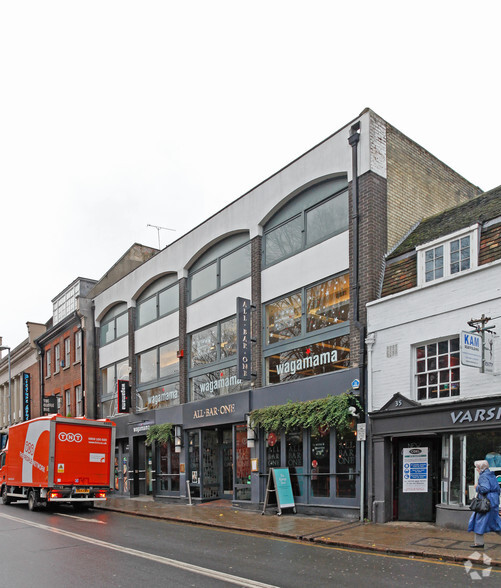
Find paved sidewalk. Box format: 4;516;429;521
95;496;501;567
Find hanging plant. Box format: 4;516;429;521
145;423;174;446
249;392;362;437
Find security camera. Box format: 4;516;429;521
348;406;359;418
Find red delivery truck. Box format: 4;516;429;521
0;415;116;511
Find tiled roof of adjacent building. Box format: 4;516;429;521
388;185;501;260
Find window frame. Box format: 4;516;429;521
54;344;61;374
188;241;251;303
64;337;71;368
263;187;349;268
100;307;129;347
74;331;82;363
414;336;460;401
136;339;180;387
417;225;479;286
46;349;52;378
136;280;179;329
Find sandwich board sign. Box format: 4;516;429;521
262;468;296;515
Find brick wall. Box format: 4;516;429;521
349;171;387;365
386;123;481;250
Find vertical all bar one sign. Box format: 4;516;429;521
237;297;252;381
22;372;30;421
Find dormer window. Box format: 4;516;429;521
417;225;479;286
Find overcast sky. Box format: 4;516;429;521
1;1;500;350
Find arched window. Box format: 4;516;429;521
136;274;179;329
263;177;349;266
188;233;251;302
100;303;128;346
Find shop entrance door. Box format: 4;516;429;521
396;438;440;522
132;436;152;496
200;426;234;500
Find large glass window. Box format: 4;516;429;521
264;178;349;266
266;336;350;384
306;191;349;247
137;382;180;411
188;235;251;302
266;293;302;345
190;318;236;368
189;318;243;401
416;337;460;400
100;303;128;346
264;217;303;266
100;358;128;417
137;340;180;385
158;441;180;494
191;366;246;401
442;431;501;506
310;427;330;498
264;274;350;384
306;274;349;332
137;277;179;329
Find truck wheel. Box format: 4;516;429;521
28;490;38;512
2;485;12;505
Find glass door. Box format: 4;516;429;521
202;429;219;499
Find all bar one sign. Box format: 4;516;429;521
237;297;252;381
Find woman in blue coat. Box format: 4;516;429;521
468;460;501;548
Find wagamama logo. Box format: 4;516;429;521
58;432;82;443
276;349;338;376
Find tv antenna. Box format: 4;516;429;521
147;224;175;249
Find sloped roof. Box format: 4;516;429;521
389;185;501;259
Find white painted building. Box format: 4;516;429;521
367;187;501;527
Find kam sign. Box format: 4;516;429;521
460;331;482;368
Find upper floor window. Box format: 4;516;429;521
188;234;251;303
263;177;348;267
418;225;479;285
137;275;179;329
137;339;180;385
190;317;237;368
46;349;52;377
100;358;128;417
100;303;128;346
74;331;82;363
64;338;70;368
415;336;460;401
54;344;61;374
265;273;350;345
76;385;83;417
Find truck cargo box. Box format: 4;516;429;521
0;415;116;510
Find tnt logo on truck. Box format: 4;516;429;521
58;432;82;443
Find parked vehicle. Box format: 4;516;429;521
0;415;116;511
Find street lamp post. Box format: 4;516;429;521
0;343;11;426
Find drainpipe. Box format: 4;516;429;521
348;122;367;522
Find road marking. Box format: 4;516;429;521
54;513;105;524
0;512;278;587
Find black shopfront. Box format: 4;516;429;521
371;394;501;529
114;367;362;518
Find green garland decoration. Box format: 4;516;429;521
145;423;174;446
249;393;362;437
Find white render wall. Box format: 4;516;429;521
93;110;378;366
367;259;501;412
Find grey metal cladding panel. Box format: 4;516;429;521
251;368;360;410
